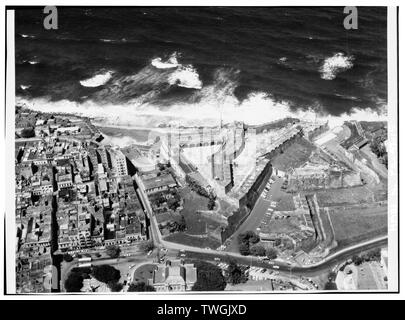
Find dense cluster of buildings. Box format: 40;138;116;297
14;108;148;292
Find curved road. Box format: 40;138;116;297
136;176;387;276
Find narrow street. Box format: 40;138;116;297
226;176;284;253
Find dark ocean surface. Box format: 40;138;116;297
14;7;387;126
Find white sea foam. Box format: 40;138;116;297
20;34;35;39
151;52;202;89
168;65;202;89
16;87;387;134
320;53;354;80
80;71;113;87
17;59;386;131
151;52;180;69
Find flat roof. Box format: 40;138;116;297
143;173;177;190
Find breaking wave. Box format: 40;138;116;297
151;52;180;69
80;71;113;87
320;53;354;80
16;77;387;132
19;33;35;39
169;65;202;89
151;52;202;89
17;53;386;131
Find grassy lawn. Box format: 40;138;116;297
179;186;221;235
164;233;221;249
275;194;296;211
133;264;157;283
329;204;387;246
270;137;316;171
262;217;302;234
316;186;376;207
156;211;179;224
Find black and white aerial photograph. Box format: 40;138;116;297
1;3;400;301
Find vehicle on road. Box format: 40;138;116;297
272;265;280;269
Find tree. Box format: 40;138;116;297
63;253;74;262
226;260;247;285
20;128;35;138
238;242;250;256
324;281;337;290
141;240;155;253
238;231;260;245
91;265;121;284
64;272;84;292
265;247;278;260
108;281;123;292
192;260;227;291
207;198;216;210
250;244;266;256
177;215;187;232
106;245;121;258
237;231;260;255
168;197;181;211
352;255;363;266
128;282;156;292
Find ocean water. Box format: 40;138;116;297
14;7;387;127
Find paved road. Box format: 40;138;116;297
182;236;388;277
132;170;389;280
227;176;284;252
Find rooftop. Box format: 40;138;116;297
142;173;177;191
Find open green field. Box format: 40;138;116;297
270;137;316;171
164;233;221;249
329;204;387;247
275;194;296;211
316;186;376;207
179;187;222;235
261;216;302;234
